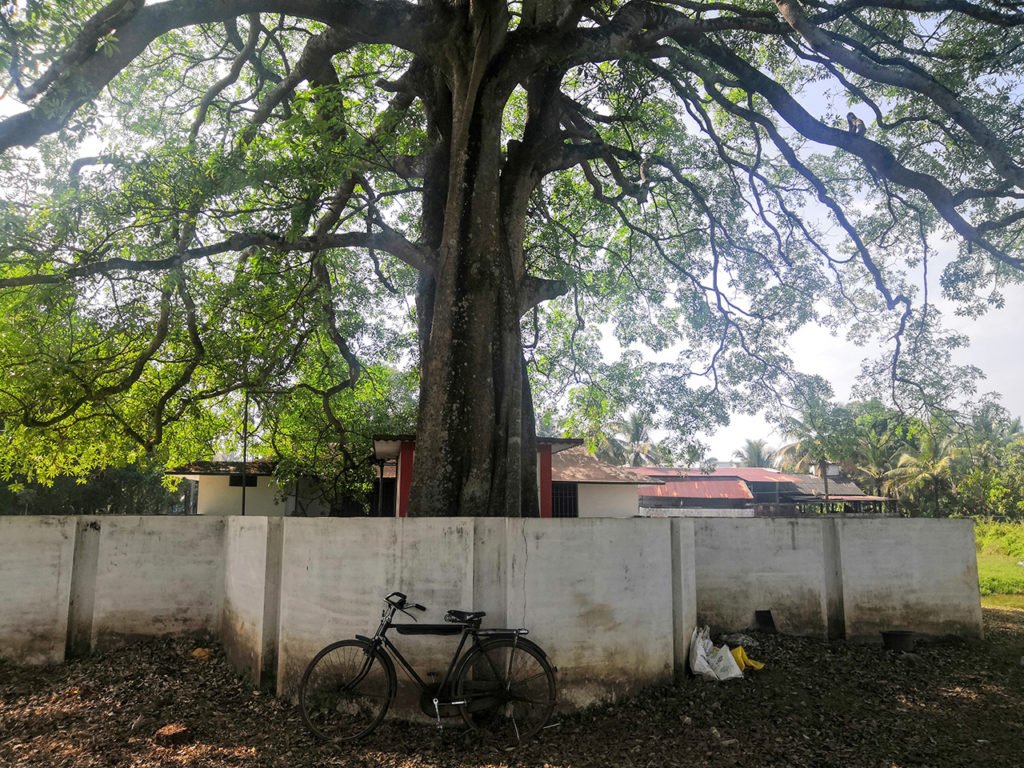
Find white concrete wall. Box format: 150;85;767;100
88;516;225;648
197;475;287;516
0;514;984;710
578;484;639;518
836;518;984;640
0;517;75;664
694;518;830;636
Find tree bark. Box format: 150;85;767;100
406;4;543;517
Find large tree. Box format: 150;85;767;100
2;0;1024;515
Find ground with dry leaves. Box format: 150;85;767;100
2;606;1022;768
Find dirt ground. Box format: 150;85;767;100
2;607;1022;768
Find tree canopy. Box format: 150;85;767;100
2;0;1024;515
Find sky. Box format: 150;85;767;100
698;281;1024;461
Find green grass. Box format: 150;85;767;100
974;519;1024;557
977;550;1024;595
981;593;1024;610
974;520;1024;595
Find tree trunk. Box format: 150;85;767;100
406;6;542;517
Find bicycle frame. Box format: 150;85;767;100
299;591;556;744
358;599;528;711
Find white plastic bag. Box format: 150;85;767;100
689;625;743;681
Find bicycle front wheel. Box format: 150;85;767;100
453;637;556;746
299;639;395;743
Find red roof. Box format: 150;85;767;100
639;478;753;500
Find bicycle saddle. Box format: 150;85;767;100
444;609;486;624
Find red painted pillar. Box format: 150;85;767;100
539;444;553;518
397;441;415;518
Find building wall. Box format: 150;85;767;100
196;475;287;516
578;484;639;518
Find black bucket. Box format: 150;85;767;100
881;630;916;652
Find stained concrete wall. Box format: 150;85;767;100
0;516;75;664
836;518;984;641
694;518;830;636
273;517;690;708
500;518;678;706
223;516;281;686
88;516;225;649
275;518;476;699
0;514;984;708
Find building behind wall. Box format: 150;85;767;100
633;466;895;516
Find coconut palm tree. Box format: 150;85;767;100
776;399;848;508
850;430;902;497
596;411;671;467
886;428;959;517
732;439;776;468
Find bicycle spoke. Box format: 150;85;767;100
455;638;555;748
299;640;394;743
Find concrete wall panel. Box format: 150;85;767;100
276;518;475;697
0;516;75;664
837;518;983;640
90;516;225;648
671;519;697;676
503;518;677;707
694;518;829;636
222;516;269;684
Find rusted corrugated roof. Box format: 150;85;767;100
639;478;753;500
632;466;798;483
551;447;659;485
788;477;866;497
791;494;889;502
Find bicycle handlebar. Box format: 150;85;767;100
385;591;426;611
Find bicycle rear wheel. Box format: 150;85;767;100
453;637;556;747
299;639;395;742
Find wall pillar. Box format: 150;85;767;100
538;444;552;518
396;441;415;518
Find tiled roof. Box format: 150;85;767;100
551;447;658;485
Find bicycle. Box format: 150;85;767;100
299;590;557;747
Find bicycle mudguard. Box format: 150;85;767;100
474;633;549;659
392;623;463;636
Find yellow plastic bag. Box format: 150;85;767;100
730;645;764;671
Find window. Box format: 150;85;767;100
551;482;578;518
228;474;258;487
